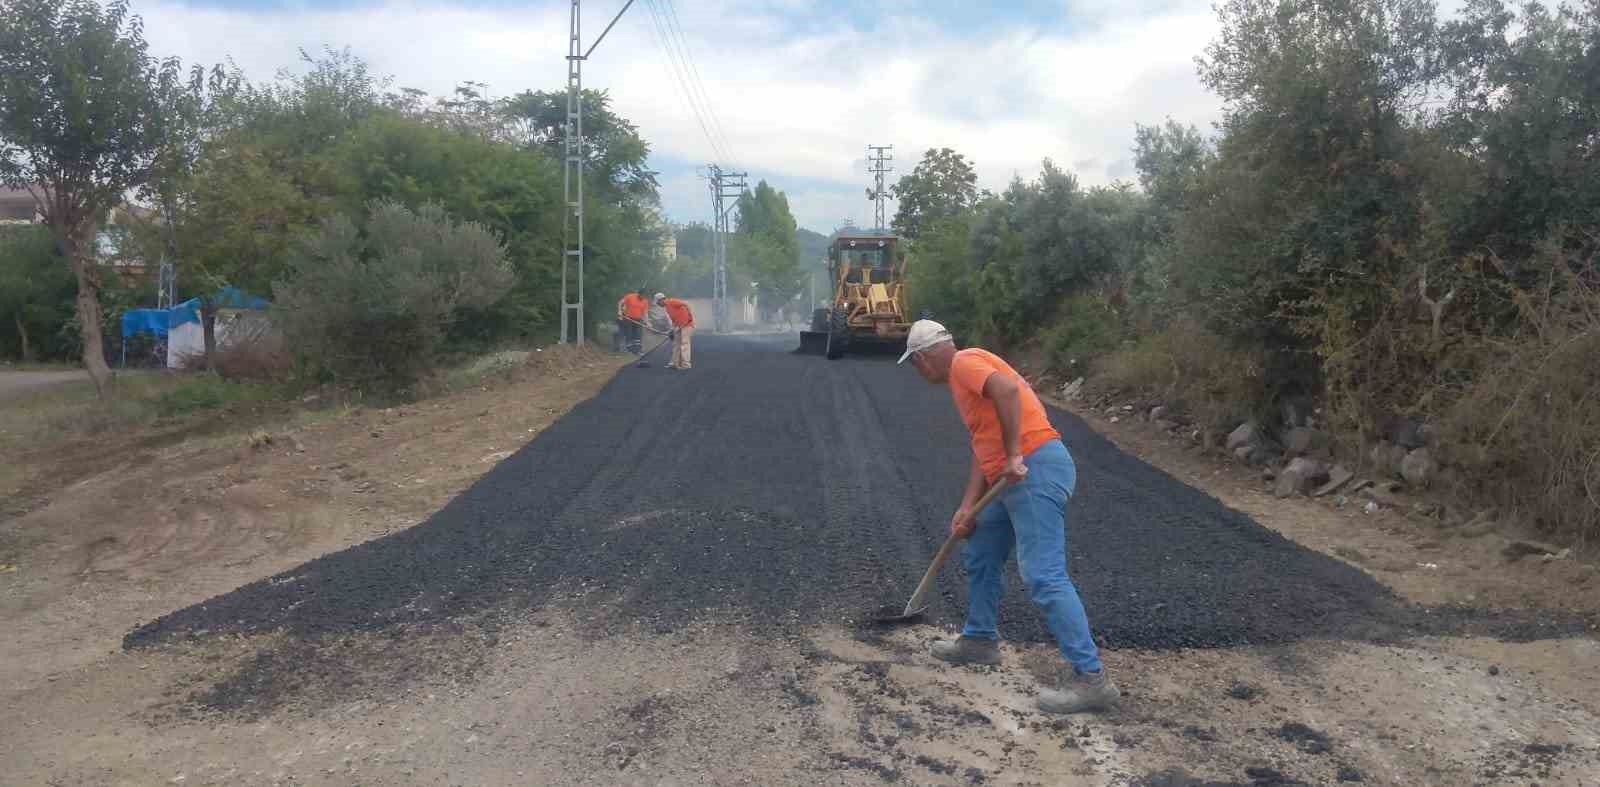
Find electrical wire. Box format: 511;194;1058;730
640;0;734;168
657;0;739;166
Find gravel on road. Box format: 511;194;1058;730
125;335;1579;657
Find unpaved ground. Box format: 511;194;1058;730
0;368;86;400
0;347;623;691
3;337;1598;786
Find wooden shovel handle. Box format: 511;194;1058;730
904;477;1012;615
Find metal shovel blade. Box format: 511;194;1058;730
870;603;928;624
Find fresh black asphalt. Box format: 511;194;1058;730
125;334;1584;655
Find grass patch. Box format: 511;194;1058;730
441;350;533;392
155;376;274;417
0;372;276;456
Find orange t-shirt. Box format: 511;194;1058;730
619;293;648;321
662;298;694;328
948;348;1061;481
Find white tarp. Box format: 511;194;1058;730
166;309;271;369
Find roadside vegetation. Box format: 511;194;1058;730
0;0;692;402
902;0;1600;546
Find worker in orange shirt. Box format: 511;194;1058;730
615;289;649;355
900;319;1119;715
654;292;694;370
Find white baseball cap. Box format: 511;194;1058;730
898;319;953;364
653;292;666;303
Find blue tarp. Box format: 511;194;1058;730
121;309;171;339
119;287;269;338
169;298;201;328
212;286;269;310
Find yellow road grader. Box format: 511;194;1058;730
799;234;912;359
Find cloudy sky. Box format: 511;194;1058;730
135;0;1230;233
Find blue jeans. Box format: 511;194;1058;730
961;439;1103;674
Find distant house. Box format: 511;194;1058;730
97;204;157;280
0;186;41;224
0;188;152;276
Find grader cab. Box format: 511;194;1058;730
798;234;911;359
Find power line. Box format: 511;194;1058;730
652;0;736;167
640;0;733;167
639;0;719;164
657;0;738;166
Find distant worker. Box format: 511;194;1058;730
616;289;649;355
899;320;1119;714
654;292;694;370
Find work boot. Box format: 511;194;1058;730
1037;667;1120;714
928;636;1001;665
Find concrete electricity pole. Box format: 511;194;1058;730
866;144;894;233
560;0;637;345
706;164;747;333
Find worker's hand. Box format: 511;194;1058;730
949;506;977;539
999;454;1028;484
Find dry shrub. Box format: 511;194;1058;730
212;330;292;382
1099;318;1271;428
1436;240;1600;546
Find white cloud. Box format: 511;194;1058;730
133;0;1227;232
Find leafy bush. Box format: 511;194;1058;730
1099;319;1271;430
1039;294;1123;373
272;200;512;394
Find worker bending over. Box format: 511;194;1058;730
654;293;695;370
616;289;649;355
900;319;1119;714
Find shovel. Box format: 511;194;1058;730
873;477;1011;624
623;317;673;368
633;332;674;368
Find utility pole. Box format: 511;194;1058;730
156;257;175;310
706;164;747;333
866;144;893;233
560;0;637;344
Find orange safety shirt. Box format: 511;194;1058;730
662;298;694;328
619;292;648;321
948;348;1060;482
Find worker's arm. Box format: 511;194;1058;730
982;371;1029;483
949;453;988;538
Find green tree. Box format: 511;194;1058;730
0;0;181;394
1129;120;1214;311
498;88;658;206
170;141;320;322
734;180;803;315
498;88;662;335
1440;0;1600;259
273;200;512;392
665;223;716;296
1132;119;1213;241
330;112;562;341
0;225;75;361
891;147;979;239
907;214;976;329
1185;0;1442;343
136;62;255;369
